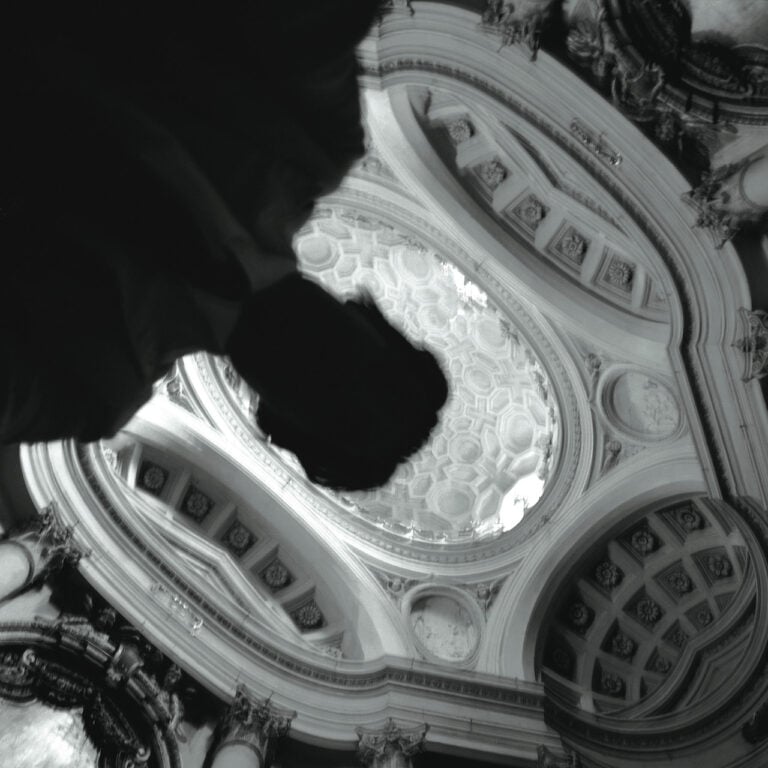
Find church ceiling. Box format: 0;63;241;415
539;498;754;715
11;3;768;764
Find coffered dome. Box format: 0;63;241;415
285;208;558;540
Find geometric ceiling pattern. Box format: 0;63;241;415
539;498;754;716
292;205;559;539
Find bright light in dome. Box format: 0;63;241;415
440;261;488;308
500;474;545;531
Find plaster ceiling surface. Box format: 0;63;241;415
212;202;561;545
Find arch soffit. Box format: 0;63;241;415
363;3;752;354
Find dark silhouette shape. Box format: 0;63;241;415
0;0;449;490
229;275;448;490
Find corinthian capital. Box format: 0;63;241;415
13;503;84;581
214;685;294;764
356;719;428;768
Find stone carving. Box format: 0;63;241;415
601;439;622;474
567;601;592;630
608;373;680;440
216;685;294;765
665;569;693;595
676;505;703;531
683;157;767;248
635;597;662;626
410;595;479;662
357;719;428;767
138;461;168;495
706;554;733;578
0;618;197;768
696;608;713;627
479;159;508;189
564;2;749;170
149;583;204;636
261;560;293;591
223;520;255;557
600;671;625;696
734;309;768;381
292;599;324;630
447;119;474;145
537;744;581;767
180;485;213;522
473;579;504;616
481;1;546;59
569;118;622;166
605;258;634;290
584;353;602;397
555;228;589;265
665;624;688;648
513;194;547;230
651;655;672;674
594;561;623;589
630;528;657;556
9;504;86;591
610;632;636;659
